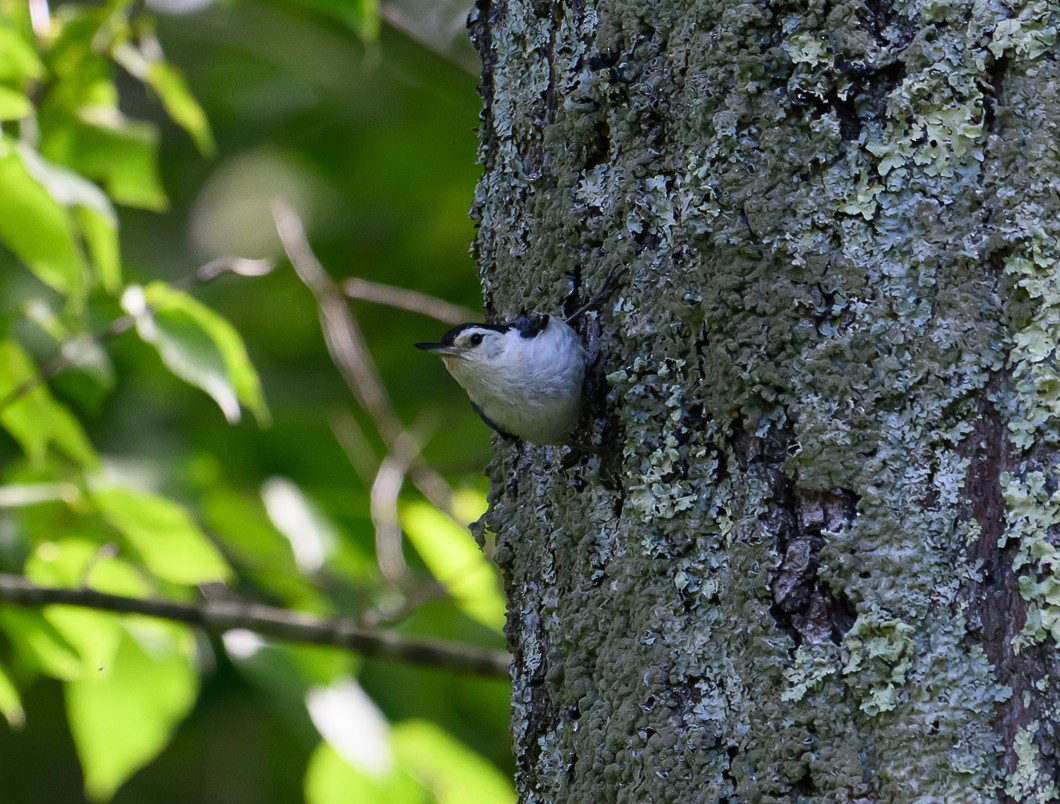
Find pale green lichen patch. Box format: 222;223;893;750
989;3;1057;61
841;609;915;716
607;357;709;524
1002;470;1060;647
1003;244;1060;451
1005;722;1060;803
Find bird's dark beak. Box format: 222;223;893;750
414;342;457;355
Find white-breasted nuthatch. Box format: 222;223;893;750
415;314;586;445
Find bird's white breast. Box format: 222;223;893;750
448;317;585;444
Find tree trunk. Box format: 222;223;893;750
469;0;1060;800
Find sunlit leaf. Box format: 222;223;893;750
307;679;392;775
144;281;269;423
146;60;215;154
0;138;86;297
0;26;43;84
17;142;122;292
93;486;231;585
0;482;76;508
0;609;84;680
40;109;167;212
122;284;238;421
305;741;425;804
112;43;214;154
122;283;269;424
26;539;152;673
0;340;98;467
0;86;31;120
0;662;24;728
400;500;505;634
392;720;515;804
261;477;337;574
66;629;197;801
75;205;120;292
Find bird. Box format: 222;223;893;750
415;313;586;445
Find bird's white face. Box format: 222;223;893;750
414;324;511;377
443;326;507;364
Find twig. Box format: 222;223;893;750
272;201;457;515
328;412;378;486
341;277;476;325
358;579;448;629
0;573;510;677
274;201;402;439
369;430;421;585
378;2;479;78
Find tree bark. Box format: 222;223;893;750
470;0;1060;800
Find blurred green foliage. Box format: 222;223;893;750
0;0;511;800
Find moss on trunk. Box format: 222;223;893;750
470;0;1060;800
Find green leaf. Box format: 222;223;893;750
144;281;269;422
0;86;31;120
27;537;150;597
17;141;121;293
0;340;98;467
260;477;338;574
93;486;232;585
400;499;505;634
0;609;84;680
122;283;269;425
40;109;167;212
305;742;425;804
0;662;24;728
146;61;214;154
202;488;322;602
74;205;121;293
20;302;116;410
112;44;214;154
392;720;515;804
0;138;87;297
25;539;152;674
0;26;43;84
67;628;198;801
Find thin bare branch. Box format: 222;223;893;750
272;201;459;518
370;430;423;586
378;2;479;78
273;201;403;440
190;256;276;286
341;277;476;325
328;412;379;486
0;573;510;677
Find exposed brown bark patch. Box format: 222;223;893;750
771;487;859;646
959;391;1047;796
732;423;858;647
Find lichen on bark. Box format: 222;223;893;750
469;0;1060;800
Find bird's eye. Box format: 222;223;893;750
468;333;484;347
